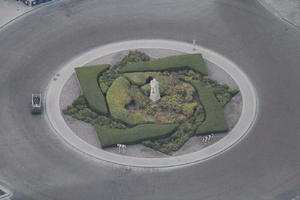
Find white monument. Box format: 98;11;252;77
150;78;160;103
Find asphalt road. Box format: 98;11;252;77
0;0;300;199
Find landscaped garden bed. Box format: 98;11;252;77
63;50;239;155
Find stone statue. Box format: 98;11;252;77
150;78;160;103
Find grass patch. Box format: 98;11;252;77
97;123;178;147
120;54;208;75
75;64;110;114
191;80;229;135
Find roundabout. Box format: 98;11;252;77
46;40;257;167
0;0;300;199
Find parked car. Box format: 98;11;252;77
31;93;42;114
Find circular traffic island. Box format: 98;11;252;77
47;40;255;167
61;48;240;156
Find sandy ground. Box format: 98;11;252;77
60;49;242;158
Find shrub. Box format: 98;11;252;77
75;64;110;114
202;76;239;106
120;54;208;75
106;77;154;125
97;123;178;147
182;102;198;116
62;105;78;115
159;95;183;113
91;116;126;129
190;80;229;135
72;95;87;107
98;70;120;94
129;85;150;108
72;108;98;123
112;50;150;71
142;122;194;154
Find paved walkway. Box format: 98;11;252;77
258;0;300;29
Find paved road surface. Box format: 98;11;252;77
0;0;300;199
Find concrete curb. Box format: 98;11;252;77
0;0;58;30
0;185;12;200
45;39;258;168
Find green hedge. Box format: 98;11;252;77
190;80;228;135
75;64;110;114
120;54;208;75
106;76;154;125
97;123;178;147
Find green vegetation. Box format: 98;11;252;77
63;95;126;129
191;81;229;135
98;70;120;94
120;54;208;75
142;106;205;154
106;76;154;125
97;123;178;147
171;69;202;82
201;77;239;106
64;50;239;154
98;50;150;94
75;64;110;114
112;50;150;71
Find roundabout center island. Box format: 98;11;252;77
46;40;257;168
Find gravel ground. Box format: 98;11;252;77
60;49;242;158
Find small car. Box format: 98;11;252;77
31;93;42;114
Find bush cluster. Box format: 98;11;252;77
142;105;205;154
120;54;208;75
112;50;150;71
65;51;238;153
99;70;120;94
97;123;178;147
202;76;239;106
63;95;126;129
191;80;229;135
106;76;154;125
75;64;110;114
143;122;194;154
98;50;151;93
171;69;202;82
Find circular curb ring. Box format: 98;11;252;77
45;39;258;168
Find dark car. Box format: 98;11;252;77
31;93;42;114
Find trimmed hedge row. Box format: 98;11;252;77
106;76;154;125
120;54;208;75
190;80;229;135
97;123;178;147
75;64;110;114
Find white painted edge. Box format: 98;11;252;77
0;185;12;200
45;39;258;168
